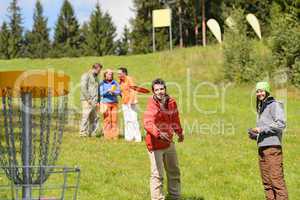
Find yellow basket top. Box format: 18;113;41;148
0;70;70;97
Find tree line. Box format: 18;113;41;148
0;0;120;59
0;0;298;59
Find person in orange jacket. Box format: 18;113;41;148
118;67;142;142
143;78;184;200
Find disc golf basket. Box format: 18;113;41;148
0;70;80;200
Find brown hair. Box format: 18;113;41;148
152;78;166;92
103;69;114;80
92;63;103;69
118;67;128;75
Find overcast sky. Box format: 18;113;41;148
0;0;134;39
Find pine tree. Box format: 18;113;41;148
84;2;104;56
116;25;130;55
53;0;80;57
173;0;198;46
78;22;89;56
130;0;154;54
84;2;117;56
25;0;50;58
102;13;117;55
8;0;23;58
0;22;11;59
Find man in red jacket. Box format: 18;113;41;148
144;78;184;200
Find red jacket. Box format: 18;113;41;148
143;96;183;151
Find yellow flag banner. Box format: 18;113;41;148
246;13;262;40
152;9;171;28
207;19;222;43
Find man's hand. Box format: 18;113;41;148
88;100;96;108
87;99;93;105
107;89;115;95
159;132;171;142
178;135;184;143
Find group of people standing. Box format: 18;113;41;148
80;63;141;142
79;63;288;200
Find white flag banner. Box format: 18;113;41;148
225;16;235;29
246;13;262;40
207;19;222;43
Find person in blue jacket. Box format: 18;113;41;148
99;69;121;139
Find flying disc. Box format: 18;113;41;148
130;86;150;94
111;85;117;91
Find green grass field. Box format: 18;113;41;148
0;46;299;200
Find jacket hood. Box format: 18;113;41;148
259;96;275;115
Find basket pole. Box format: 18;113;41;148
21;92;33;200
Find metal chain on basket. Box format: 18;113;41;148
2;91;21;184
37;91;46;184
1;95;10;178
30;91;38;181
0;93;8;168
34;88;53;184
42;88;52;182
49;94;59;173
51;95;68;167
18;94;23;168
8;93;18;168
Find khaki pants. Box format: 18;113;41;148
148;143;181;200
80;101;99;136
259;146;288;200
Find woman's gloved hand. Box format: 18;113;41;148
248;128;258;140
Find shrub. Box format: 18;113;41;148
223;8;266;83
269;5;300;86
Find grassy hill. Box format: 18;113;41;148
0;46;299;200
